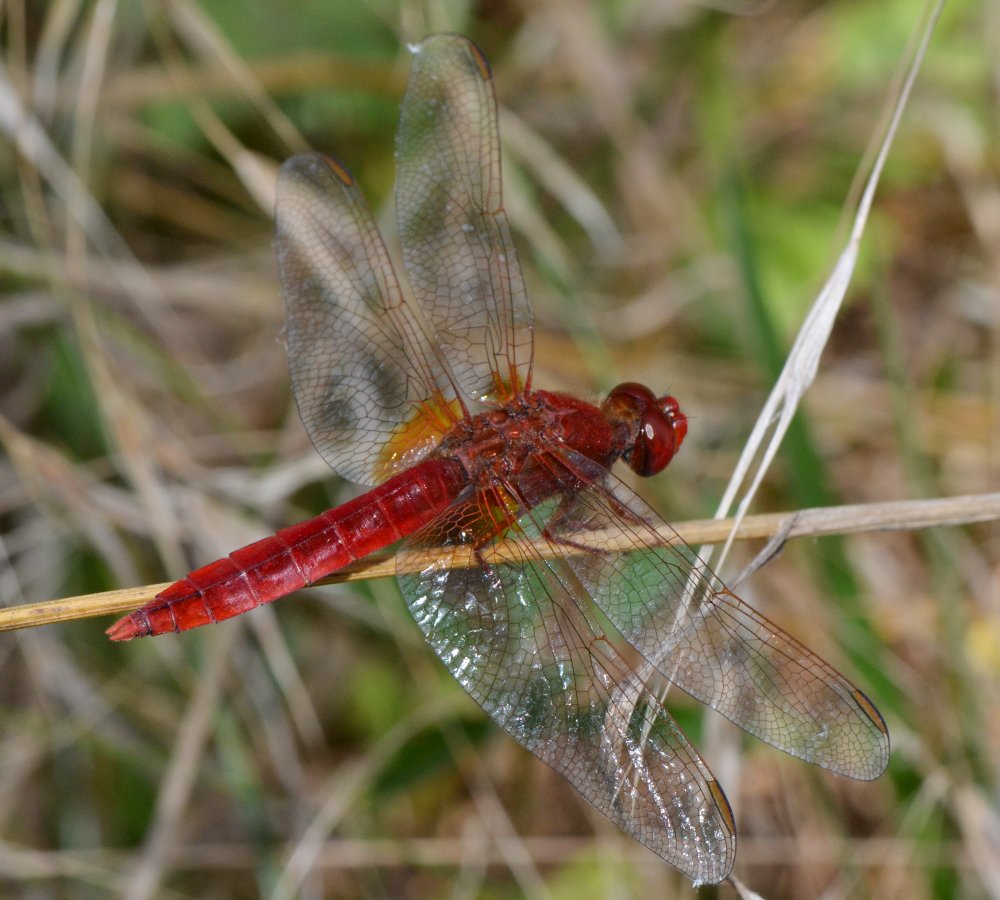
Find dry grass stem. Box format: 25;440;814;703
3;492;996;635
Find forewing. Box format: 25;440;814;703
276;154;460;485
399;486;736;885
396;34;532;403
524;450;889;781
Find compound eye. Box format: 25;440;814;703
604;383;687;477
629;408;678;477
660;395;687;447
605;382;655;413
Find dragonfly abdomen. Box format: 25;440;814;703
107;458;466;640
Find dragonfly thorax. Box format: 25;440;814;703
431;384;687;489
433;389;621;483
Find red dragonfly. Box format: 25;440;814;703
109;34;888;884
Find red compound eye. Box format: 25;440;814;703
659;395;687;448
603;384;687;477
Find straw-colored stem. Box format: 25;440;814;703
4;492;996;635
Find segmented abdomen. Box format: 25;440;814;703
107;458;466;640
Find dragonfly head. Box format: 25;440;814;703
602;382;688;477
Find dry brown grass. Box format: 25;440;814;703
0;1;997;898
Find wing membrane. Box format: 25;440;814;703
399;484;736;885
519;450;890;781
396;34;532;403
275;154;460;485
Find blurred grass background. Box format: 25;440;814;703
0;0;997;897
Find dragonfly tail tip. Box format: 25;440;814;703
106;614;146;642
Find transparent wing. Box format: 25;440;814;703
275;154;461;485
399;485;736;885
522;450;890;781
396;34;533;403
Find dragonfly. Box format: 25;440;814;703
108;33;889;884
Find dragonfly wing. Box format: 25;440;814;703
396;34;532;403
399;486;736;885
522;449;889;781
276;154;461;485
